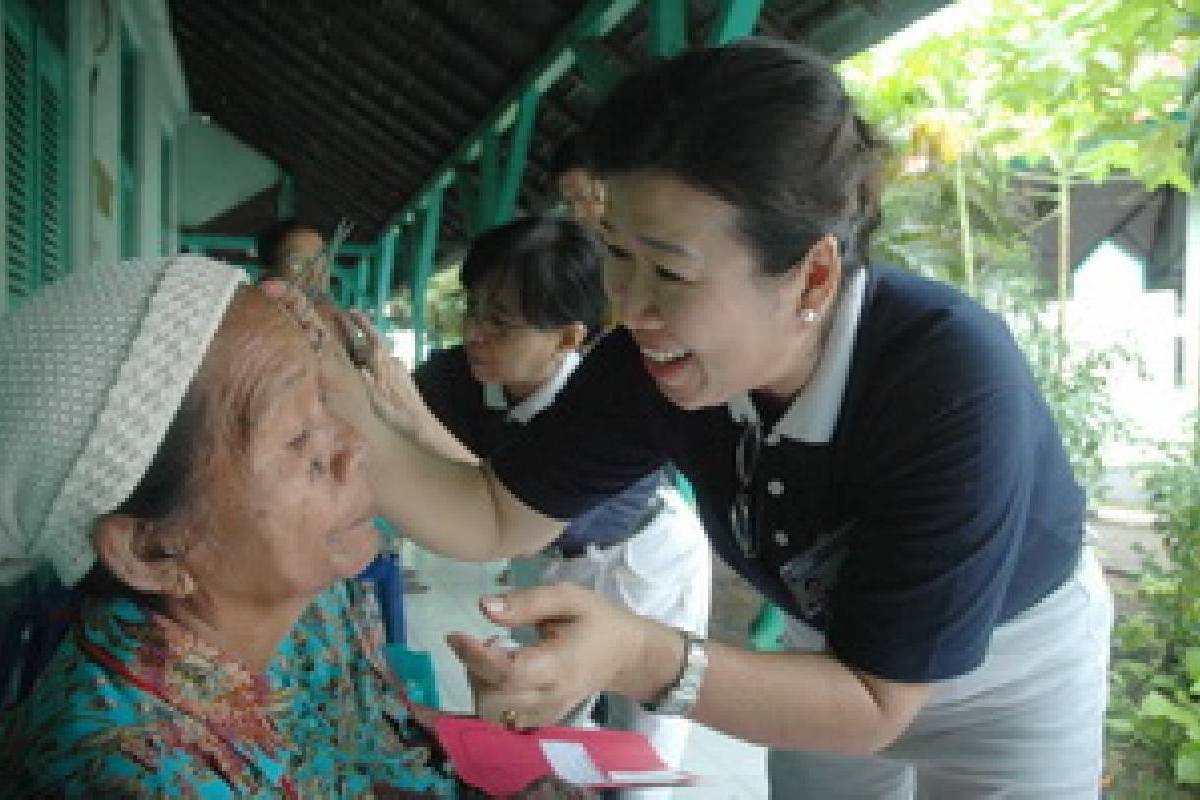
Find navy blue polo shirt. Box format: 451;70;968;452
414;346;665;550
487;266;1084;683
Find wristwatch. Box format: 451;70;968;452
642;631;707;717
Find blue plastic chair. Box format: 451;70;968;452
359;521;442;708
356;519;407;645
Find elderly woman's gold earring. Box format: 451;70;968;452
173;570;196;598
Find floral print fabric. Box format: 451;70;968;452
0;581;457;798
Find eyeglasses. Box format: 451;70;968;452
730;420;762;559
462;306;525;338
461;300;558;340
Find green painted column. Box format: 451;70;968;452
478;131;500;231
276;172;296;219
375;227;399;330
495;88;540;225
574;41;625;96
648;0;687;57
332;265;354;308
355;252;371;311
411;189;444;364
455;172;483;238
708;0;764;46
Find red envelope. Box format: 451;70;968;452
434;715;693;797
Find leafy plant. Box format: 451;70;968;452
1107;416;1200;794
384;264;466;350
422;264;466;348
1021;324;1134;499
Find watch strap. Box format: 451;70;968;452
642;631;707;717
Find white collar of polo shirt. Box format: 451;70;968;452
483;349;582;425
726;267;868;446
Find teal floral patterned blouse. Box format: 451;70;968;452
0;580;458;798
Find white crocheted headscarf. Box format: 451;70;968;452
0;256;246;587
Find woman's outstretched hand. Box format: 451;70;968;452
446;583;678;728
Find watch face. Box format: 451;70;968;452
646;635;707;716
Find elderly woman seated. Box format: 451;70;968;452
0;257;552;798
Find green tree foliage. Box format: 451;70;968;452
841;0;1196;499
844;0;1195;302
1187;17;1200;184
979;0;1192;192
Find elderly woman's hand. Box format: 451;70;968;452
446;583;675;729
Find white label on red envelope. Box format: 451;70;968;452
540;740;607;785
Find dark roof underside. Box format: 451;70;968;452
170;0;947;268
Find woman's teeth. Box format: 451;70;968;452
642;347;689;363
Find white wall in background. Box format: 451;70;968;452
178;118;279;228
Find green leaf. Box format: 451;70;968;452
1150;674;1179;691
1106;716;1135;734
1140;691;1200;734
1186;648;1200;683
1089;48;1121;73
1177;741;1200;784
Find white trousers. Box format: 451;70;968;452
511;486;712;800
768;548;1113;799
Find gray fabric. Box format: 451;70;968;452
0;256;245;586
767;549;1112;799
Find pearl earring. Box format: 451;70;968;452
799;309;818;324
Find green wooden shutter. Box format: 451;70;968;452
4;1;36;308
4;0;69;311
160;132;172;255
119;35;139;259
35;23;68;286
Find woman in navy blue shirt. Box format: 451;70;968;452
326;39;1112;798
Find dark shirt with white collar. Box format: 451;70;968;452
414;348;665;551
486;266;1084;683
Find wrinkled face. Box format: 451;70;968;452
461;277;570;397
558;168;606;232
602;171;812;410
179;289;378;605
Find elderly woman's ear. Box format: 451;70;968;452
92;515;196;598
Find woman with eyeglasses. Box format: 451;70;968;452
324;39;1112;798
408;217;710;795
